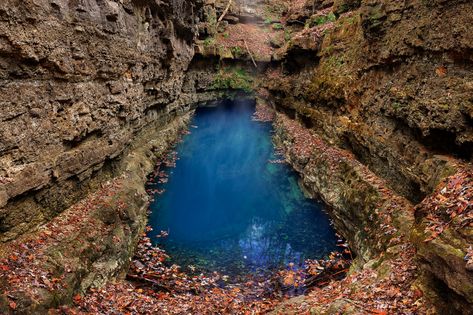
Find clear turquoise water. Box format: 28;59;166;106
147;99;338;277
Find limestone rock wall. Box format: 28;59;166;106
258;0;473;312
262;0;473;204
0;0;202;241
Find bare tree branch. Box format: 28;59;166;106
216;0;233;29
243;40;257;68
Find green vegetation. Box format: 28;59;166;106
262;1;287;22
212;67;254;93
203;37;216;47
392;102;402;111
327;12;337;22
230;46;243;58
272;23;284;30
341;15;358;25
284;29;292;42
369;11;384;24
204;6;218;35
338;4;350;14
326;55;345;68
305;12;337;28
438;103;450;111
365;5;385;31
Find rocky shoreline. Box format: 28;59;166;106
0;113;193;313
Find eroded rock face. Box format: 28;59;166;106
263;0;473;204
413;170;473;312
0;114;194;313
257;0;473;312
0;0;202;241
0;0;205;311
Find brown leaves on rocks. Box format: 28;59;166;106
252;100;275;122
275;112;414;251
272;113;428;313
56;230;353;315
416;169;473;274
417;169;473;242
217;23;275;60
0;178;130;312
56;232;281;315
276;245;426;314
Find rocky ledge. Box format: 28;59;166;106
272;110;472;314
0;0;202;312
254;0;472;312
0;112;193;313
0;0;201;241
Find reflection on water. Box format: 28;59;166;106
147;99;338;277
238;219;302;271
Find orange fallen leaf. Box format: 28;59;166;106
413;288;424;299
283;271;295;286
9;254;18;261
435;66;447;77
435;194;448;202
9;301;17;310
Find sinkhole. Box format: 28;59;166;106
146;98;339;278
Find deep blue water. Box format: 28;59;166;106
147;99;338;277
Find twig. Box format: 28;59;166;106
243;39;257;68
216;0;232;29
305;268;349;287
126;274;171;292
289;20;306;25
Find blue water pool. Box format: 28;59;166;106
147;98;338;277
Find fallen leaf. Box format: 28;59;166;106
9;301;17;310
73;294;82;304
435;66;447;77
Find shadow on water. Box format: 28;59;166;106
147;98;339;278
